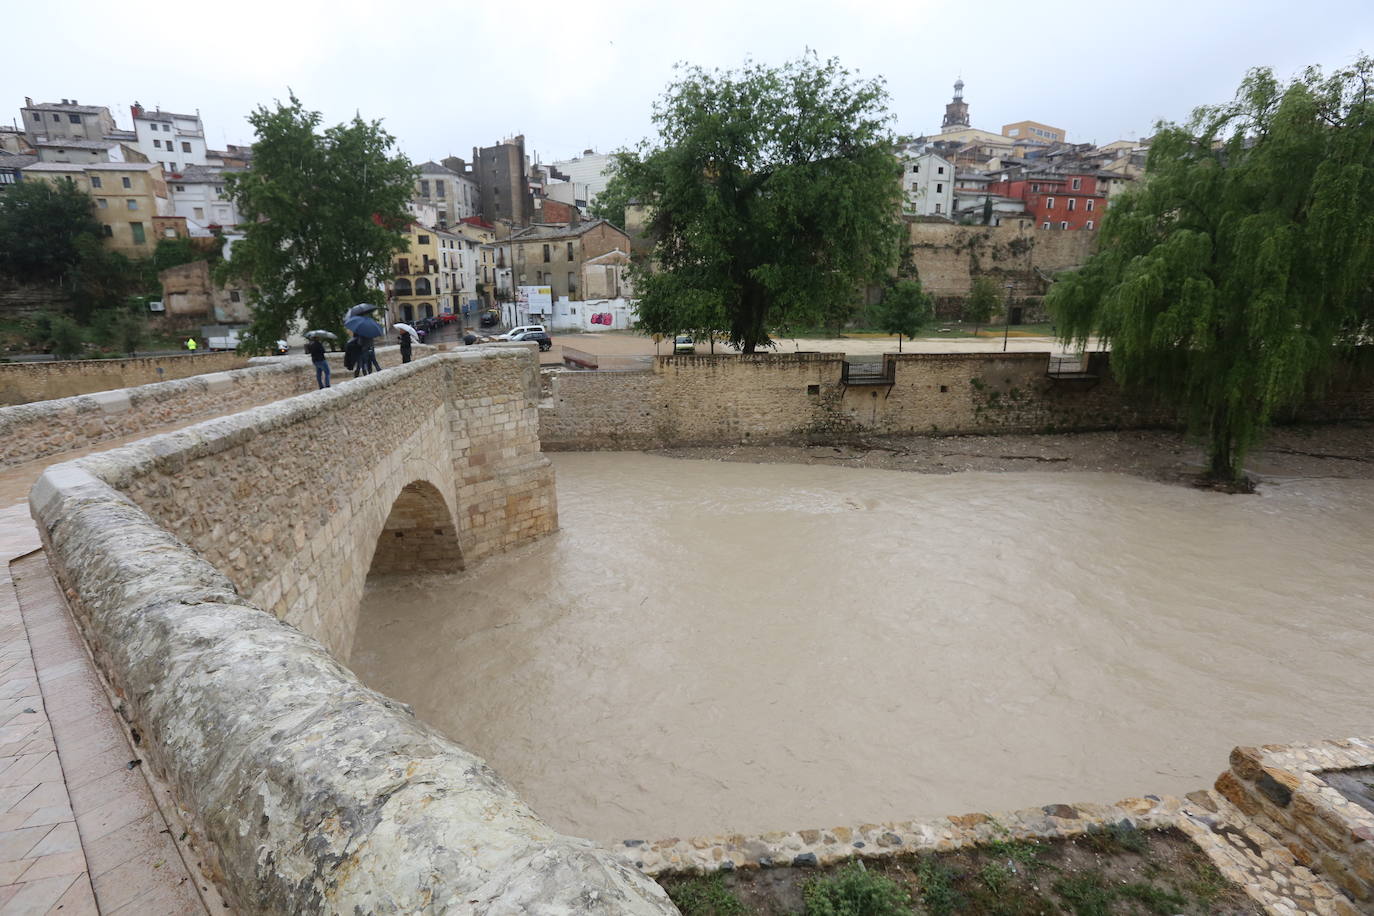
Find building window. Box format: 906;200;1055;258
394;278;412;295
1067;198;1075;211
51;114;59;122
193;207;204;219
436;182;445;198
1008;128;1020;137
181;141;191;153
417;235;429;245
398;258;409;274
153;139;162;149
1045;197;1055;209
102;225;113;237
543;244;551;262
419;180;429;197
96;198;107;209
1030;183;1039;192
911;164;919;173
31;113;40;123
568;271;576;290
130;222;145;244
1085;199;1095;212
127;199;139;210
1059;221;1069;230
937;166;945;174
121;176;131;188
936;183;943;193
1085;221;1095;230
214;185;223;198
90;176;102;188
1071;177;1081;190
415;277;431;295
229;290;241;302
566;241;573;260
1041;222;1050;230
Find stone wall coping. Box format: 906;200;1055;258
32;346;674;913
77;349;529;486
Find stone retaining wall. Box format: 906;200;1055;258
31;348;675;913
540;351;1374;450
0;351;250;406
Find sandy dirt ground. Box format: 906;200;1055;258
655;423;1374;490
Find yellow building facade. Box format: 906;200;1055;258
389;222;444;324
20;161;173;256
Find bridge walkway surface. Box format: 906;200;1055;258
0;412;233;914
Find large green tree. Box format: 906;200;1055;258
605;55;905;352
0;179;102;283
1050;59;1374;484
219;94;414;349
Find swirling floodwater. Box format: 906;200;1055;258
350;452;1374;844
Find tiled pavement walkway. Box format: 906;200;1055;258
0;413;228;914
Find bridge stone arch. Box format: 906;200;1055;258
368;479;463;575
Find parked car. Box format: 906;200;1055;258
514;330;553;351
479;311;499;327
674;335;695;354
497;324;546;341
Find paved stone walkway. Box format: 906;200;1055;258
0;410;228;914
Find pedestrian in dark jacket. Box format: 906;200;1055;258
307;338;330;388
399;331;413;364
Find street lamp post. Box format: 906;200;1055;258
1002;283;1015;352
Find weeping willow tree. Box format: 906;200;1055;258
1050;59;1374;484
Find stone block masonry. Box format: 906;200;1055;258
31;348;674;913
0;350;248;406
540;351;1374;450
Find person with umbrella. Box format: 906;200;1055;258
394;322;420;364
344;305;385;377
304;330;336;389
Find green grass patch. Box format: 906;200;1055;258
665;874;748;915
802;861;912;915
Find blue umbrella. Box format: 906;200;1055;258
344;315;385;338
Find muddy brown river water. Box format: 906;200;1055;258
350;453;1374;844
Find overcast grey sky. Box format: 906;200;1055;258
5;0;1370;164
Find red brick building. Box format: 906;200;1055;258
986;173;1105;230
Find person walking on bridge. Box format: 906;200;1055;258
307;337;331;388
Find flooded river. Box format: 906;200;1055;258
350;453;1374;844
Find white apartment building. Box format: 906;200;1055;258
167;165;243;231
132;105;207;174
549;151;614;208
416;162;478;228
901;151;955;218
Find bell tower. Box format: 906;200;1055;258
942;79;970;130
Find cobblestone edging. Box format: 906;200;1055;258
633;740;1374;915
29;350;674;914
621;795;1187;875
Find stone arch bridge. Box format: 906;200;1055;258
32;349;676;913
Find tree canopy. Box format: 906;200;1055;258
219;94;414;350
0;179;102;284
963;276;1002;335
603;54;905;352
1049;58;1374;483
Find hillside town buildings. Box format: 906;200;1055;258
3;78;1153;332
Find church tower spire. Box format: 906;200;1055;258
942;78;970;130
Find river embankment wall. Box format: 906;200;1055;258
30;348;673;913
539;352;1374;450
0;351;250;406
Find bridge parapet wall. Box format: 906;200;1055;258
25;349;665;913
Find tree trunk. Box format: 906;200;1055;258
1208;408;1237;482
